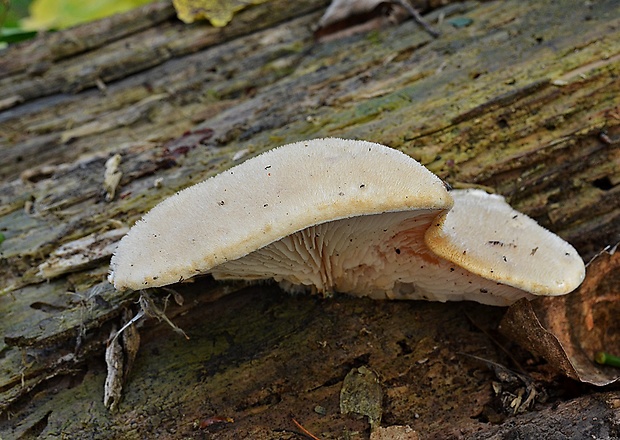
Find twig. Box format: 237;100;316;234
138;291;189;339
292;418;322;440
586;241;619;267
394;0;440;38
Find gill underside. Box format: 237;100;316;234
210;212;530;306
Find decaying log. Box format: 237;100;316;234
0;0;618;438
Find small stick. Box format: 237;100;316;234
394;0;440;38
139;291;189;340
292;418;322;440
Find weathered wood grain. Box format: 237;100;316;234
0;0;618;438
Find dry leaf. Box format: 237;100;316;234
172;0;270;26
316;0;440;41
316;0;409;41
318;0;388;28
23;0;153;31
500;247;620;386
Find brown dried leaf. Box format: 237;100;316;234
316;0;409;41
316;0;442;41
318;0;387;28
500;247;620;386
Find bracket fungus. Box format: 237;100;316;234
109;138;585;306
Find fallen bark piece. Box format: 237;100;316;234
340;365;383;431
370;425;419;440
104;308;141;410
36;227;128;280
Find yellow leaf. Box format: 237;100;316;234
22;0;154;30
172;0;270;26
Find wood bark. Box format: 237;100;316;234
0;0;619;438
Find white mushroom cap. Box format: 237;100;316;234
424;189;586;298
109;139;585;306
109;138;452;291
